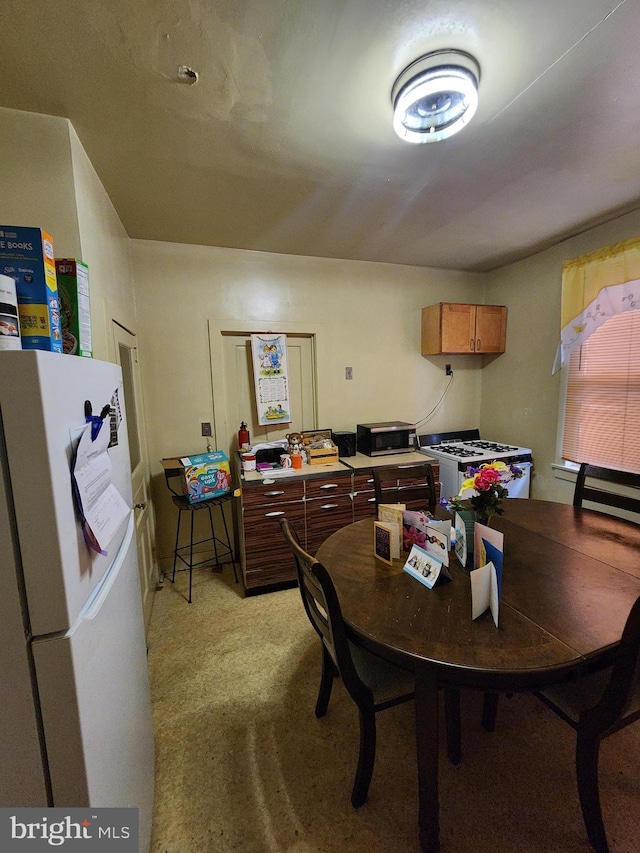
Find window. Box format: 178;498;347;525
562;308;640;472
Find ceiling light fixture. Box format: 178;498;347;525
391;49;480;144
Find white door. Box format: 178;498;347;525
113;322;156;634
218;332;317;456
32;517;155;852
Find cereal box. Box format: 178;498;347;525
180;451;232;503
0;226;63;352
55;258;92;357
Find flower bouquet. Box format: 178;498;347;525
440;461;524;524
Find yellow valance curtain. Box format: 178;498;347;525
553;236;640;373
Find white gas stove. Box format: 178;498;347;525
416;429;533;503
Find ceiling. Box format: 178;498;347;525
3;0;640;272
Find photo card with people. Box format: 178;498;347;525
402;542;452;589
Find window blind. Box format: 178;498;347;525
563;309;640;472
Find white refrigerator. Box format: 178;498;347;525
0;350;154;852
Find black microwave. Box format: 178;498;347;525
356;421;417;456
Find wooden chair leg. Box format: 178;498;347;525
482;692;499;732
351;706;376;809
315;644;335;718
576;732;609;853
444;687;461;765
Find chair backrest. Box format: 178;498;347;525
590;594;640;733
372;462;436;513
573;463;640;515
280;518;370;703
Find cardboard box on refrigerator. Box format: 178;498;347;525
55;258;92;357
180;451;232;503
0;226;63;352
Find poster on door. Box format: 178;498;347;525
250;333;292;425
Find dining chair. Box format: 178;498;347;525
280;517;462;808
573;463;640;515
372;462;437;514
533;594;640;853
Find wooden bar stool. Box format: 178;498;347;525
162;458;238;603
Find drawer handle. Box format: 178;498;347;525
265;510;286;517
264;490;285;496
320;503;339;510
319;483;339;490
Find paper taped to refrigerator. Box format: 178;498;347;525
73;419;129;551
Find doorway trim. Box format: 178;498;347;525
208;319;326;454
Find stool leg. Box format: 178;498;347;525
208;504;220;568
220;502;238;583
172;510;182;584
188;509;194;604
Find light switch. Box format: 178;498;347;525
345;367;353;380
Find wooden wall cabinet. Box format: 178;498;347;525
421;302;507;355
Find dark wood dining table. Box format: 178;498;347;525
315;499;640;852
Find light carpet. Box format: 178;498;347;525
147;567;640;852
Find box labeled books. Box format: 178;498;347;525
0;226;63;352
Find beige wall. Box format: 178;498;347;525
7;105;640;562
68;126;137;358
482;207;640;503
0;108;137;358
130;239;486;560
0;109;81;258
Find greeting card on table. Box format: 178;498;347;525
422;522;450;567
378;503;405;536
470;561;500;626
374;520;400;564
403;544;444;589
453;513;468;567
474;523;504;594
470;524;504;627
402;509;433;553
427;518;453;550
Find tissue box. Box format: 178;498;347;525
180;451;232;503
0;226;63;352
55;259;92;357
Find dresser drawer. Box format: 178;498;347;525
242;479;305;509
305;493;354;555
304;472;352;500
242;502;304;587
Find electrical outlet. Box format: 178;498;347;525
201;422;212;436
345;367;353;380
445;364;453;375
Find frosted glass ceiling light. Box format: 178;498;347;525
392;49;480;143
